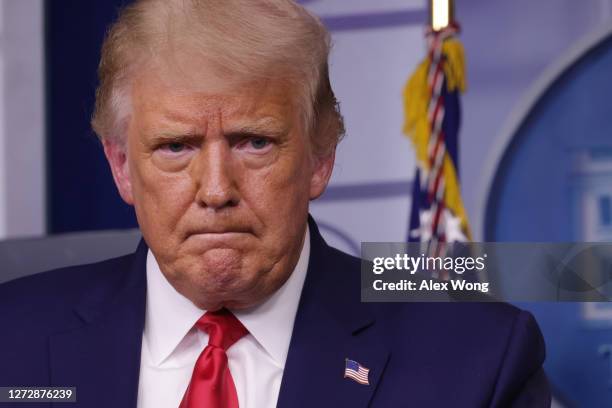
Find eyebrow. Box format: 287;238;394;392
147;117;290;144
224;117;290;138
147;132;202;146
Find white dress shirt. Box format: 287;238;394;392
137;227;310;408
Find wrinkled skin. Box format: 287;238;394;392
104;68;335;310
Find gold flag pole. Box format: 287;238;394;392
430;0;454;31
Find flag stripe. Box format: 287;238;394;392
406;22;470;251
344;359;370;385
345;372;369;384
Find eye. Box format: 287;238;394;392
249;137;270;150
235;135;273;154
166;142;186;153
157;142;190;154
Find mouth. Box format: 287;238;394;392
189;231;250;238
184;226;255;241
184;231;254;250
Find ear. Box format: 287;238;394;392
309;148;336;200
103;139;134;205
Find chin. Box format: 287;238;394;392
189;261;257;292
168;247;284;309
187;261;284;310
192;247;243;273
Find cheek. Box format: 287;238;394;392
242;152;312;224
130;158;196;234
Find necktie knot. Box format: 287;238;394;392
195;308;248;351
180;308;247;408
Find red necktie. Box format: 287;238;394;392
179;309;248;408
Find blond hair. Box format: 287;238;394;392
91;0;344;157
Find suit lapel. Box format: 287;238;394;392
277;218;390;408
49;241;148;408
46;220;388;407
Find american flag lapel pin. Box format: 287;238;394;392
344;358;370;385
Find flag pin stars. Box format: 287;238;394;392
344;358;370;385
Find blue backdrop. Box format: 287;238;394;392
47;0;136;233
486;32;612;407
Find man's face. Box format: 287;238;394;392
104;68;334;310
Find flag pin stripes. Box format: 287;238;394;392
344;358;370;385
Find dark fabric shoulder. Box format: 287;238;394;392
322;240;526;326
325;244;362;271
0;253;137;335
0;249;146;392
308;229;549;405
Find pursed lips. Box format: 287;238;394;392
184;226;255;240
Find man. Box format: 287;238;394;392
0;0;549;407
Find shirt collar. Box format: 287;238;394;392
144;249;205;367
144;225;310;368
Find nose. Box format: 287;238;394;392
192;141;239;210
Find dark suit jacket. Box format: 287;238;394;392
0;217;550;407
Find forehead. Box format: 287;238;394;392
129;67;298;132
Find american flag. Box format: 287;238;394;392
344;359;370;385
406;23;470;247
403;18;472;279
